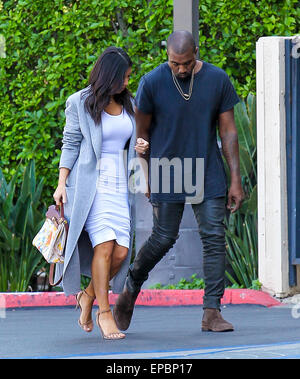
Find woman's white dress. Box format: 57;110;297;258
84;108;133;248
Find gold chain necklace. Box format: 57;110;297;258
171;68;195;101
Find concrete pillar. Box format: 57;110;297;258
256;36;294;297
173;0;199;51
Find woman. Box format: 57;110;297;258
53;46;148;340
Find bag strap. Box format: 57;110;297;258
49;263;63;287
55;202;64;219
49;203;66;287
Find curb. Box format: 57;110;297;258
0;289;282;309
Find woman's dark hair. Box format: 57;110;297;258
81;46;134;125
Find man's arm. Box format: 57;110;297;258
135;106;152;197
218;108;244;213
135;106;152;142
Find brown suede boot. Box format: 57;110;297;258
202;308;234;332
113;288;139;331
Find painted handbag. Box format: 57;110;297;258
32;204;68;285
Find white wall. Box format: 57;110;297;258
256;36;296;297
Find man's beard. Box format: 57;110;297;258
175;72;192;80
175;63;196;80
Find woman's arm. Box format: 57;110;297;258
53;96;82;205
59;97;83;171
58;167;70;185
53;167;69;205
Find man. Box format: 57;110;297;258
114;31;244;332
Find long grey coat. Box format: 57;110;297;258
54;87;136;296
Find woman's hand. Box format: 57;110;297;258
53;183;67;206
135;138;149;155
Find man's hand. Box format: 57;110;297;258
227;180;245;213
145;182;151;199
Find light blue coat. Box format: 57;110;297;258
54;87;136;296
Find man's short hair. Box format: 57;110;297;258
167;31;196;55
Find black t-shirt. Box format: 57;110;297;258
135;61;240;203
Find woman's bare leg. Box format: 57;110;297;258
79;241;128;335
110;242;129;278
85;241;128;295
91;240;126;337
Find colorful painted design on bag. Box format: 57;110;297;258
32;218;66;264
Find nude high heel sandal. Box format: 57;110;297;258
96;309;126;340
75;290;96;332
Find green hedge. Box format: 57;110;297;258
198;0;300;98
0;0;299;201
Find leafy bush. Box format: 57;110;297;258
150;274;205;290
224;94;258;288
0;160;46;291
149;274;262;290
198;0;300;98
225;211;258;288
0;0;173;202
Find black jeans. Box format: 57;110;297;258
127;197;227;309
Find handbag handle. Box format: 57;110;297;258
49;263;63;287
55;203;65;219
49;203;66;287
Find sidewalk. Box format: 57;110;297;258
1;288;282;309
1;301;300;359
2;289;300;360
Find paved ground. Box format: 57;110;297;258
1;303;300;360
